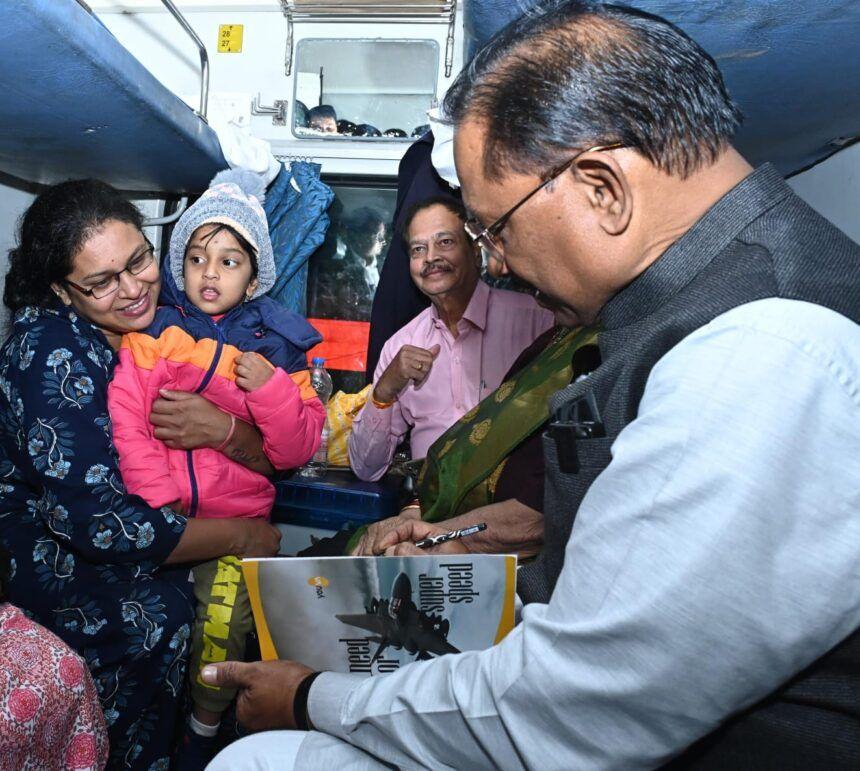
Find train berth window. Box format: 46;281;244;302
293;39;439;141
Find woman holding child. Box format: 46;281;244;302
0;174;320;768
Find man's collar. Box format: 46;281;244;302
431;278;490;331
599;163;791;330
463;279;490;331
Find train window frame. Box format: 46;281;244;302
291;38;440;143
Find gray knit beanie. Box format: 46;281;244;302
169;169;276;298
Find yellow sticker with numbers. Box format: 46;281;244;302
217;24;243;54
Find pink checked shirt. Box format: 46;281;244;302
349;281;553;481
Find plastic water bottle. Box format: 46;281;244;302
304;358;332;478
310;358;333;405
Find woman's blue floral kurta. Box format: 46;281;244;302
0;305;194;770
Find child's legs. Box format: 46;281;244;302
190;555;255;720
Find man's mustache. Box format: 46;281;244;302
420;260;453;277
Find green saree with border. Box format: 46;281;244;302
415;325;598;523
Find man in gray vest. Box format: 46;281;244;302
206;3;860;768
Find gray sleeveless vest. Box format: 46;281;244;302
518;164;860;768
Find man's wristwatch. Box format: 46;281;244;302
293;671;323;731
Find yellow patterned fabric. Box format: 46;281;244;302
326;385;372;467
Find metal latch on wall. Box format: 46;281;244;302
251;94;288;126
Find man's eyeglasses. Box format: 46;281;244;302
65;242;157;300
464;143;624;263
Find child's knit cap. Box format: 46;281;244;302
169;169;275;298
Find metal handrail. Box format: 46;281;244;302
143;197;189;227
142;1;209;227
444;0;456;78
159;0;209;121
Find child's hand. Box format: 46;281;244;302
235;352;275;391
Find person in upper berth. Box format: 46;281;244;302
107;169;325;767
348;196;553;481
308;105;338;134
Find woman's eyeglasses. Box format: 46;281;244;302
464;143;624;263
65;243;156;300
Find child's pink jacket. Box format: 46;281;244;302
108;310;324;519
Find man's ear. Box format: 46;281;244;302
50;282;72;306
572;151;633;236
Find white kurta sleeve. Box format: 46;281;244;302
308;299;860;770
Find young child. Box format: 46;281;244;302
107;170;325;766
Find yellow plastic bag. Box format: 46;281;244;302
326;384;372;467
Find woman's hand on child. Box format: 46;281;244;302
152;390;230;449
235;352;275;392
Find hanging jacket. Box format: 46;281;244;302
108;270;324;520
265;161;335;314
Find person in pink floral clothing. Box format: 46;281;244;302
0;548;108;770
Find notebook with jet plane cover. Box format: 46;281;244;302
242;554;517;676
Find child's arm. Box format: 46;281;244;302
108;337;185;509
235;352;325;471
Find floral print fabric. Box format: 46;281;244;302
0;305;195;769
0;602;108;770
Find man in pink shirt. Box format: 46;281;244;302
349;196;553;481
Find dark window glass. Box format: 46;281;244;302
307;182;397;393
